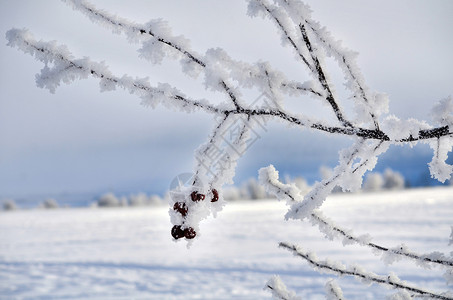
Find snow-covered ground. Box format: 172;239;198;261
1;187;452;299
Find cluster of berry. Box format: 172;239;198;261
171;189;219;240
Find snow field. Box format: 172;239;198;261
1;187;452;299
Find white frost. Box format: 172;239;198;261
427;137;453;183
325;279;344;300
432;96;453;130
265;275;301;300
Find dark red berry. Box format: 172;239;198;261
211;189;219;202
191;191;205;202
173;202;188;217
171;225;185;239
184;227;196;239
190;191;197;201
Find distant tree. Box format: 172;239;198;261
129;193;164;206
97;192;120;207
7;0;453;298
242;178;269;199
3;200;17;211
222;186;242;201
41;198;59;209
148;195;163;206
363;168;405;192
362;172;384;192
383;168;405;190
129;193;149;206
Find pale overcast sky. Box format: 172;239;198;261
1;0;452;198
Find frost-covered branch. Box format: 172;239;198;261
280;242;453;300
6;28;219;114
249;0;352;128
277;0;380;129
259;166;453;270
8;0;452;252
61;1;453;140
262;139;388;220
7;1;453;297
299;22;352;128
62;0;206;68
62;0;247;111
325;279;345;300
265;275;301;300
310;212;453;269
